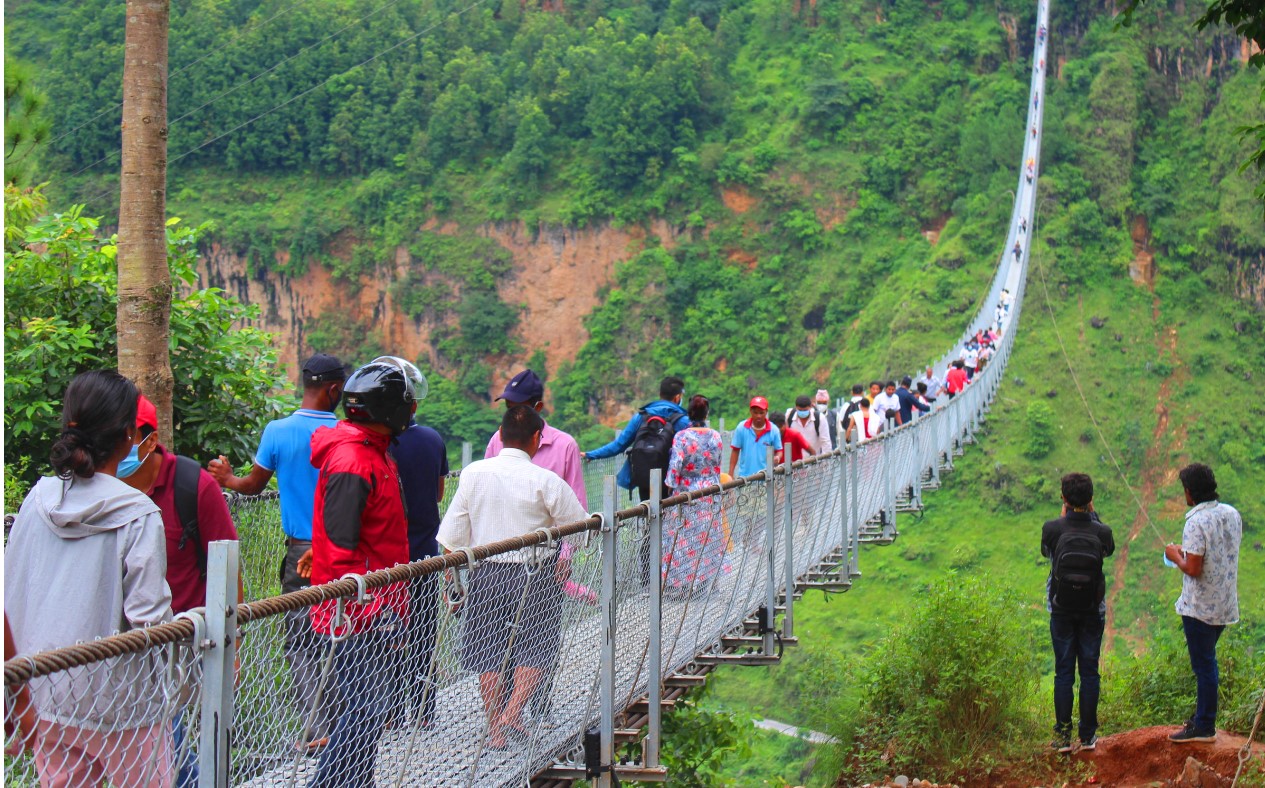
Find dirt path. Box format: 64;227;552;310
1103;295;1187;652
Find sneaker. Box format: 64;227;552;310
1169;725;1216;743
1080;734;1098;751
1051;736;1073;753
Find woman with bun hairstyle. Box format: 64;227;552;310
4;370;174;786
663;395;729;598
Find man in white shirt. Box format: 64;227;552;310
917;366;944;403
785;395;833;455
873;381;901;428
963;343;980;380
438;405;590;749
848;398;884;444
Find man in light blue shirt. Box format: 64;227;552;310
728;396;783;478
208;352;346;750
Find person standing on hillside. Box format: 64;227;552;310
208;352;346;751
729;397;783;478
306;360;413;788
1041;473;1114;753
582;376;688;503
1164;464;1242;744
785;395;832;455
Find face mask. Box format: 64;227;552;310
117;438;153;479
815;403;828;413
795;409;812;419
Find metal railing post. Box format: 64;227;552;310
763;446;777;657
781;449;795;640
646;469;663;769
199;540;239;788
461;441;473;469
837;450;849;570
597;477;618;788
849;445;861;577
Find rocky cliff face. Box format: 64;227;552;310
197;218;685;392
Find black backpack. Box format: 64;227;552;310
173;455;206;579
1050;527;1105;612
627;409;684;492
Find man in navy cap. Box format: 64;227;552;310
208;352;346;751
485;369;586;507
484;369;587;717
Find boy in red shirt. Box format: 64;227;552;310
770;412;814;463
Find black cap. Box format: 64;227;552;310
302;353;347;383
496;369;545;403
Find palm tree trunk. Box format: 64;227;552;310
117;0;173;436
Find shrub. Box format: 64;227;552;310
1099;619;1265;736
1024;401;1056;459
828;576;1042;783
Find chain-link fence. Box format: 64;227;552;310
2;3;1045;777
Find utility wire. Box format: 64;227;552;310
70;0;495;212
43;0;311;151
1032;213;1169;549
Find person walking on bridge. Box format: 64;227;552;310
814;389;839;450
306;360;414;788
1164;463;1241;744
785;394;833;455
6;371;174;787
582;376;688;503
439;405;589;749
1041;473;1114;753
664;395;728;598
208;352;347;752
894;377;930;425
837;384;865;444
729;397;783;478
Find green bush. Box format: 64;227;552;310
1099;619;1265;736
828;576;1042;784
1024;402;1056;460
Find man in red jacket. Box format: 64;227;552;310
306;360;414;788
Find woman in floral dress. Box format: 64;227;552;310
663;395;728;596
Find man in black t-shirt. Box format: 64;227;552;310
1040;473;1115;753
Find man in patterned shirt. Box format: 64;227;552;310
1164;463;1242;743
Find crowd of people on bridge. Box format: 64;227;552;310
2;333;1241;783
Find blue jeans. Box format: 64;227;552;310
310;629;398;788
172;713;198;788
1050;611;1104;741
1182;615;1225;732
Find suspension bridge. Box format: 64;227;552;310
2;2;1048;785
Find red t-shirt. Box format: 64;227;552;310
781;428;814;463
946;367;969;394
148;446;239;613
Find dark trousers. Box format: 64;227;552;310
1050;611;1104;741
1182;615;1225;732
399;573;441;724
311;630;397;788
281;542;340;742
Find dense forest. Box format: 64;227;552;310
6;0;1265;781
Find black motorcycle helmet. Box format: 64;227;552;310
341;360;416;436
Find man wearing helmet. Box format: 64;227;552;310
305;360;413;788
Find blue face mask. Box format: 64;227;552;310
117;438;153;479
795;409;812;419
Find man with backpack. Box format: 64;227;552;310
837;384;865;445
1040;472;1114;753
582;376;689;503
785;395;833;456
120;394;240;786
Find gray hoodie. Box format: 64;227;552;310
5;472;174;730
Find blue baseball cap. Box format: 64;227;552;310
497;369;545;403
